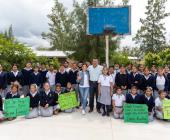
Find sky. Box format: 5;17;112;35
0;0;170;49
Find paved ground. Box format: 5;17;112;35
0;110;170;140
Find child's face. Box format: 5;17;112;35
160;92;166;99
44;83;50;91
30;86;37;93
131;88;137;95
67;83;72;89
145;89;152;97
55;86;61;92
11;87;18;94
117;89;122;95
103;69;108;75
34;68;39;72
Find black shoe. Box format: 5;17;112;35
89;109;93;113
97;109;101;114
106;112;110;117
102;112;106;116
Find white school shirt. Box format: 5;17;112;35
156;75;165;90
155;97;167;108
46;71;56;86
79;73;90;88
98;74;112;87
88;65;103;81
112;94;125;107
110;73;116;85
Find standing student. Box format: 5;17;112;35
77;64;90;115
115;66;130;95
21;62;33;96
46;65;56;91
0;64;8;95
154;67;169;99
98;67;113;116
55;65;69;92
7;64;24;91
141;87;155;122
30;66;42;88
109;66;116;92
140;67;155;91
164;66;170;96
0;94;4;121
88;59;103;113
53;84;63;115
64;61;71;73
126;86;142;104
112;87;125;119
155;90;169;120
25;84;40;119
39;63;48;88
40;82;54;117
151;65;157;76
138;64;145;75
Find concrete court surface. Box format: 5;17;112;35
0;110;170;140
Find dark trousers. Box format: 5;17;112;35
102;104;110;113
89;81;101;110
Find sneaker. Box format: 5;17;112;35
82;110;86;115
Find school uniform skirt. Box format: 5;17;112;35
25;108;39;119
40;106;53;117
99;86;111;105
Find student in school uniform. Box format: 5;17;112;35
98;67;113;117
151;65;157;76
46;65;56;91
140;67;155;91
155;90;169;120
0;64;8;95
138;64;145;75
53;84;63;115
21;62;33;96
30;66;42;89
25;84;40;119
40;82;54;117
154;67;169;99
112;87;125;119
77;64;90;115
7;64;24;92
164;66;170;97
126;86;142;104
141;87;155;122
55;65;69;92
109;66;116;92
115;66;130;95
0;94;4;121
129;66;142;93
5;84;20;121
39;63;48;88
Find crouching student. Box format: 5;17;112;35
98;67;113;117
63;82;75;113
126;86;141;104
40;82;54;117
0;95;4;121
112;87;125;119
5;84;20;120
155;90;168;120
53;83;63;115
141;87;155;122
25;84;40;119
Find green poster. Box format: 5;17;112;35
4;98;30;118
58;91;79;110
123;104;149;124
163;100;170;120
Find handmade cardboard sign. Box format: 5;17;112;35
163;100;170;120
123;103;148;123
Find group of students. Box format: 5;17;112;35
0;59;170;122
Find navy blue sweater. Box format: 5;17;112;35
126;93;142;104
5;92;20;99
166;73;170;91
39;70;48;85
55;72;69;87
40;90;54;107
140;74;155;90
0;71;8;89
21;69;33;86
128;72;142;89
115;72;130;88
7;71;24;86
30;72;42;87
26;92;40;108
141;95;155;112
69;70;79;85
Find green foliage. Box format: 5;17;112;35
144;48;170;67
133;0;169;54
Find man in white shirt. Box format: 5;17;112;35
88;59;103;113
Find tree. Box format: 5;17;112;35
133;0;169;54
